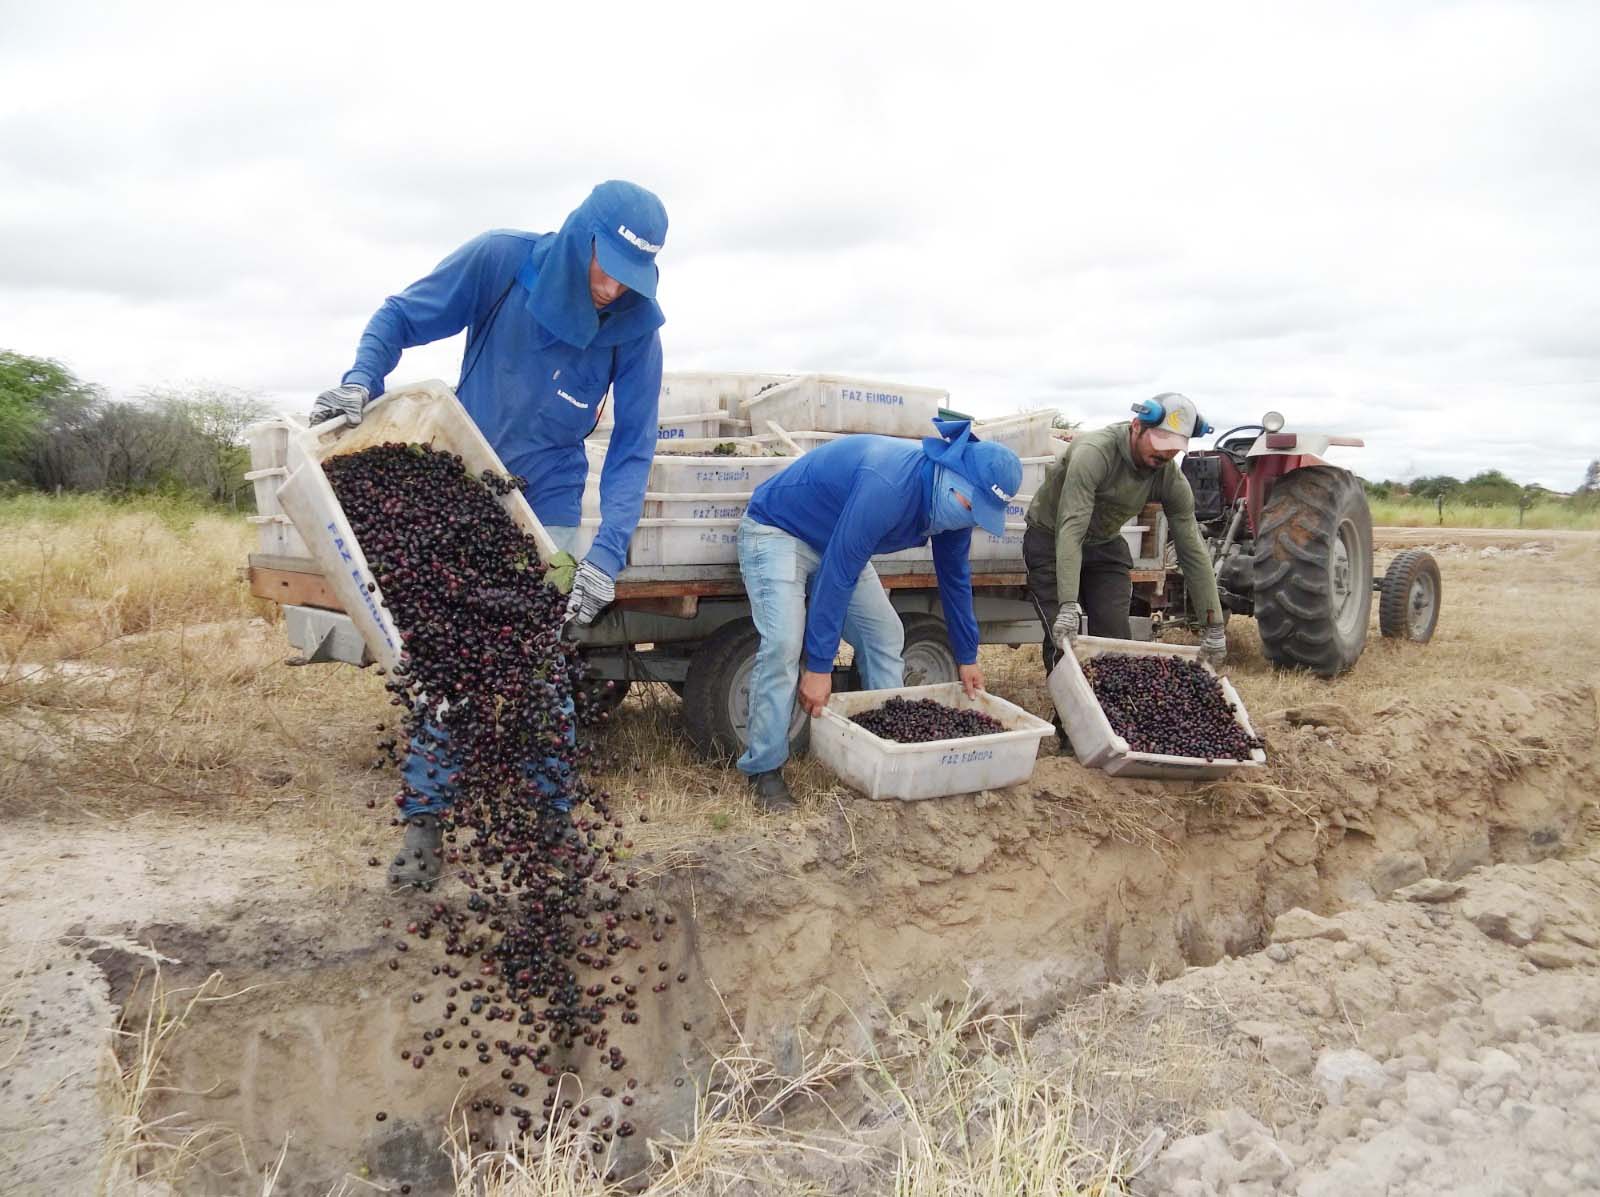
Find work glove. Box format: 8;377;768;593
1199;623;1227;668
564;559;615;627
309;382;370;426
1051;602;1084;651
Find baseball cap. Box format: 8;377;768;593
921;419;1024;537
587;180;668;299
1141;392;1203;450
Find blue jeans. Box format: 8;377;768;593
736;516;905;776
397;524;581;819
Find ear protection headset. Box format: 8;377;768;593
1130;392;1213;439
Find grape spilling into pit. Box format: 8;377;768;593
325;442;679;1166
851;696;1004;743
1083;653;1263;760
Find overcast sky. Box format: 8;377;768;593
3;1;1598;488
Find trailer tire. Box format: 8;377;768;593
682;618;809;763
1252;465;1373;676
899;613;960;686
1378;549;1441;642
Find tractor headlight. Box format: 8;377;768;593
1262;410;1285;433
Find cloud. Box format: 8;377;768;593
2;1;1599;492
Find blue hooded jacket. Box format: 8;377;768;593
341;187;667;578
745;435;981;674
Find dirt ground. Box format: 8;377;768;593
1;529;1597;1195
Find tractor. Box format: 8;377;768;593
1139;410;1441;676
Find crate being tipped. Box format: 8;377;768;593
812;682;1055;801
1049;635;1267;779
272;379;564;672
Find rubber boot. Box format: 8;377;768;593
388;814;443;887
748;769;796;813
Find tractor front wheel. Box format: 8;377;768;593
1251;466;1373;676
1379;549;1442;642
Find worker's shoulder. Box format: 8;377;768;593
454;228;546;260
1159;457;1195;495
1064;425;1120;468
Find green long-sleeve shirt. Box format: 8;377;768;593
1024;422;1223;626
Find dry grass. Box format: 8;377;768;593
430;989;1158;1197
983;539;1600;732
1367;498;1600;531
0;498;395;893
99;967;253;1194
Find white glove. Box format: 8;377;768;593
564;560;615;626
1051;603;1084;651
310;382;370;426
1199;623;1227;667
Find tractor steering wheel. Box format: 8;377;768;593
1212;424;1264;465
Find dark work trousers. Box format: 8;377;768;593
1021;525;1134;681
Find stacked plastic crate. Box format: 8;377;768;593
579;373;1067;569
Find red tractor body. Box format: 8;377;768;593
1136;414;1439;676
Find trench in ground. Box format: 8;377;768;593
95;683;1597;1195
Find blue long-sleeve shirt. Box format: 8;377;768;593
341;230;660;577
745;436;979;673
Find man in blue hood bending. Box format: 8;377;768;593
312;181;667;886
313;179;669;627
737;420;1023;810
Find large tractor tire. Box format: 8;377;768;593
1252;466;1373;676
682;618;809;763
1378;549;1442;642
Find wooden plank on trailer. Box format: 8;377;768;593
248;552;324;575
618;595;700;619
249;566;344;611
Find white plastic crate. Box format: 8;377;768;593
575;516;741;565
741;373;947;438
812;682;1054;801
244;418;297;515
1048;636;1266;779
585;444;797;493
1018;455;1058;498
274;380;562;672
582;488;751;522
661;371;793;416
247;513;309;558
590;407;741;444
655;411;729;442
973;409;1058;458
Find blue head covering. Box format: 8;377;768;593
920;418;1023;537
516;181;668;349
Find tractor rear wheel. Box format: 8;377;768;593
1379;549;1442;642
1251;466;1373;676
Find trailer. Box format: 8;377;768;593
244;380;1169;762
249;541;1172;763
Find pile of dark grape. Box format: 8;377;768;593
326;443;679;1165
851;696;1004;743
1083;653;1263;760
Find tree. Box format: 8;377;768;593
1361;477;1394;500
1408;475;1460;502
1579;459;1600;494
140;384;271;506
0;351;102;482
1460;469;1521;507
1517;484;1545;527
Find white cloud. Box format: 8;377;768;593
2;0;1598;489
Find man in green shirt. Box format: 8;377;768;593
1024;393;1227;688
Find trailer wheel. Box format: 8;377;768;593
682;618;809;763
900;613;960;686
1252;466;1373;676
1379;549;1441;642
